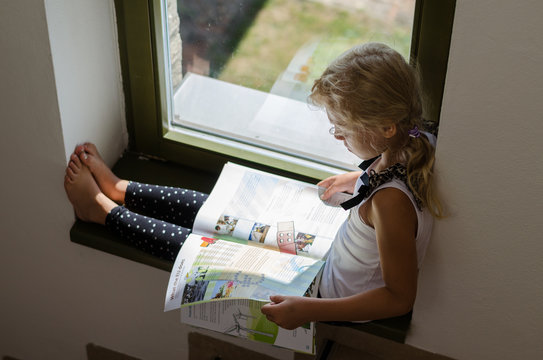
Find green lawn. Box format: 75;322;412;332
218;0;412;94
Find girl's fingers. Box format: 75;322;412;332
317;177;335;187
320;186;338;200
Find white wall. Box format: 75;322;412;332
45;0;127;163
1;0;542;359
407;1;543;359
0;0;291;359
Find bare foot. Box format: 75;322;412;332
64;153;117;225
75;143;128;203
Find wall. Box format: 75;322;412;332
45;0;127;163
406;0;543;359
0;0;290;359
1;0;542;359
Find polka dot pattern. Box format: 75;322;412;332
124;182;208;228
104;182;209;261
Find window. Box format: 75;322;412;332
114;0;455;180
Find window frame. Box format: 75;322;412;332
114;0;456;182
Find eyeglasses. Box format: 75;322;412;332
329;126;345;137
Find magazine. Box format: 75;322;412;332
164;163;349;354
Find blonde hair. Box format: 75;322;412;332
310;43;443;218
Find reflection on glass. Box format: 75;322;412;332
165;0;416;169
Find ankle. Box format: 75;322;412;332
95;193;118;224
114;180;129;203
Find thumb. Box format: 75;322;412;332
261;295;284;315
261;300;279;315
317;178;332;188
321;187;332;200
320;186;338;201
269;294;285;304
260;303;272;315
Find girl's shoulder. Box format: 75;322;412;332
369;181;415;212
360;182;417;231
367;165;423;211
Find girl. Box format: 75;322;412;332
261;42;442;328
64;42;441;330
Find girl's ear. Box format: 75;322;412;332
382;124;397;138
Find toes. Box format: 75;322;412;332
74;144;87;158
66;167;76;182
68;162;79;176
83;143;99;157
71;148;86;166
64;173;74;186
71;153;83;168
79;151;89;164
74;146;89;164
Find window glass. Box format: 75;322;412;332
164;0;416;170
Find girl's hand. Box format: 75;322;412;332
317;171;362;201
260;295;309;330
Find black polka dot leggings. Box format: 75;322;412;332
105;181;208;261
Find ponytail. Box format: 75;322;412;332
405;133;444;218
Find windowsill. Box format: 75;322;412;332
69;151;410;343
70;151;218;272
70;219;174;271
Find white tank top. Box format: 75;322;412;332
319;178;434;299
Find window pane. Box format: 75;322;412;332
165;0;416;170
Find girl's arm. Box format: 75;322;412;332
261;187;418;330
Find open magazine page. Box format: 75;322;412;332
180;299;315;354
192;163;348;259
164;234;321;353
165;234;323;311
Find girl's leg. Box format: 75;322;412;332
105;205;190;261
123;182;208;229
76;143;208;228
65;147;190;261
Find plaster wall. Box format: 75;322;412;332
0;0;291;359
407;1;543;359
45;0;127;164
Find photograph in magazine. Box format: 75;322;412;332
192;163;348;259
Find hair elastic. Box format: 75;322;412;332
408;125;420;138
